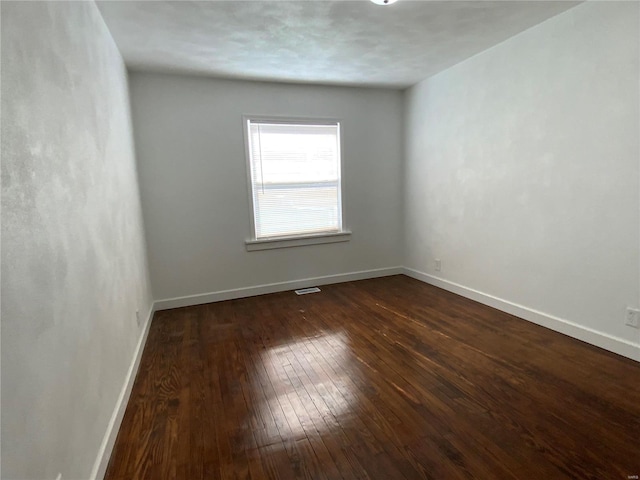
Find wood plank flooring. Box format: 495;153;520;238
105;275;640;480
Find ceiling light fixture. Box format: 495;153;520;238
370;0;399;5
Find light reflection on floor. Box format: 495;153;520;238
250;331;357;443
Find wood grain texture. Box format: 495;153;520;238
104;275;640;480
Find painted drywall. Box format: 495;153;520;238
1;2;153;479
404;1;640;353
129;73;404;301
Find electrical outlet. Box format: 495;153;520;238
435;259;441;272
135;309;141;327
625;307;640;328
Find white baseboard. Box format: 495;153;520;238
403;267;640;362
154;266;404;311
90;304;155;480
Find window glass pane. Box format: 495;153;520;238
247;120;342;239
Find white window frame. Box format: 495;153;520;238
243;115;351;251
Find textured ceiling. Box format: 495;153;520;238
97;0;581;89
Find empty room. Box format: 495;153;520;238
2;0;639;479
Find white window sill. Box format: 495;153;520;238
245;230;352;251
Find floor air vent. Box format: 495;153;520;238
295;287;321;295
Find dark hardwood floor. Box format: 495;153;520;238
104;275;640;480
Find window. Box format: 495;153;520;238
244;117;350;250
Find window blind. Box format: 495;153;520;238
247;120;342;239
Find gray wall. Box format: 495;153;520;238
1;2;153;479
129;73;404;301
404;1;640;355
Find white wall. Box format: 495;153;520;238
1;2;154;479
404;1;640;358
129;73;404;302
